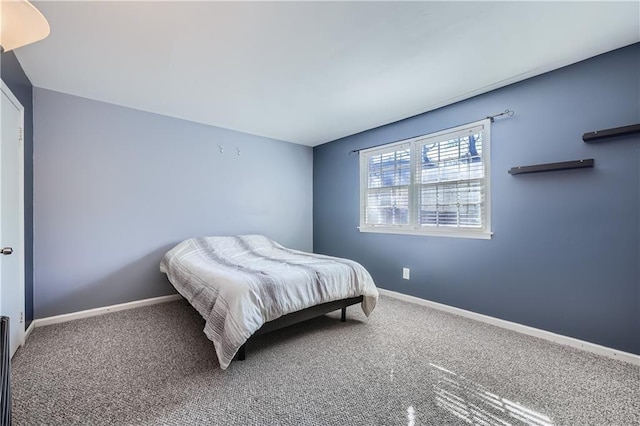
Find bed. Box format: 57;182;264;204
159;235;379;369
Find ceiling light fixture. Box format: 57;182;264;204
0;0;50;52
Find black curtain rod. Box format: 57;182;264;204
348;109;514;155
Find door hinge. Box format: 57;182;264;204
20;312;24;323
19;127;24;141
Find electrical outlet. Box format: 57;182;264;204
402;267;410;280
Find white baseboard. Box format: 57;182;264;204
33;294;183;328
24;320;35;341
378;288;640;366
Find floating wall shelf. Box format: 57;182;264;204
583;123;640;142
508;159;594;175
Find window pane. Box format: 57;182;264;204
420;133;484;184
368;154;382;188
459;204;481;227
368;148;410;188
366;187;409;225
419;181;482;228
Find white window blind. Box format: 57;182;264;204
364;142;411;226
359;119;491;239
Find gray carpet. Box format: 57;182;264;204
11;295;640;425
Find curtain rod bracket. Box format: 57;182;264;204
487;109;514;123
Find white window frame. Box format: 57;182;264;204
359;119;492;239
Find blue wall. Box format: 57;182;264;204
33;88;313;318
1;51;34;328
314;44;640;355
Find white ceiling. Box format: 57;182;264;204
14;1;640;147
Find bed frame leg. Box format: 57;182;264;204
238;344;246;361
341;307;346;322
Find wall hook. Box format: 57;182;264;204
236;147;241;156
218;144;224;154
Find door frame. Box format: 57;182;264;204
0;79;26;353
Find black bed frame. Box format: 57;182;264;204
236;296;364;361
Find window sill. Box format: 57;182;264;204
358;226;492;240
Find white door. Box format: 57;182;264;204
0;81;25;358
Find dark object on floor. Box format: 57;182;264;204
0;316;11;426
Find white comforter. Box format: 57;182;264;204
160;235;379;369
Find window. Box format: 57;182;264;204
359;119;491;239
